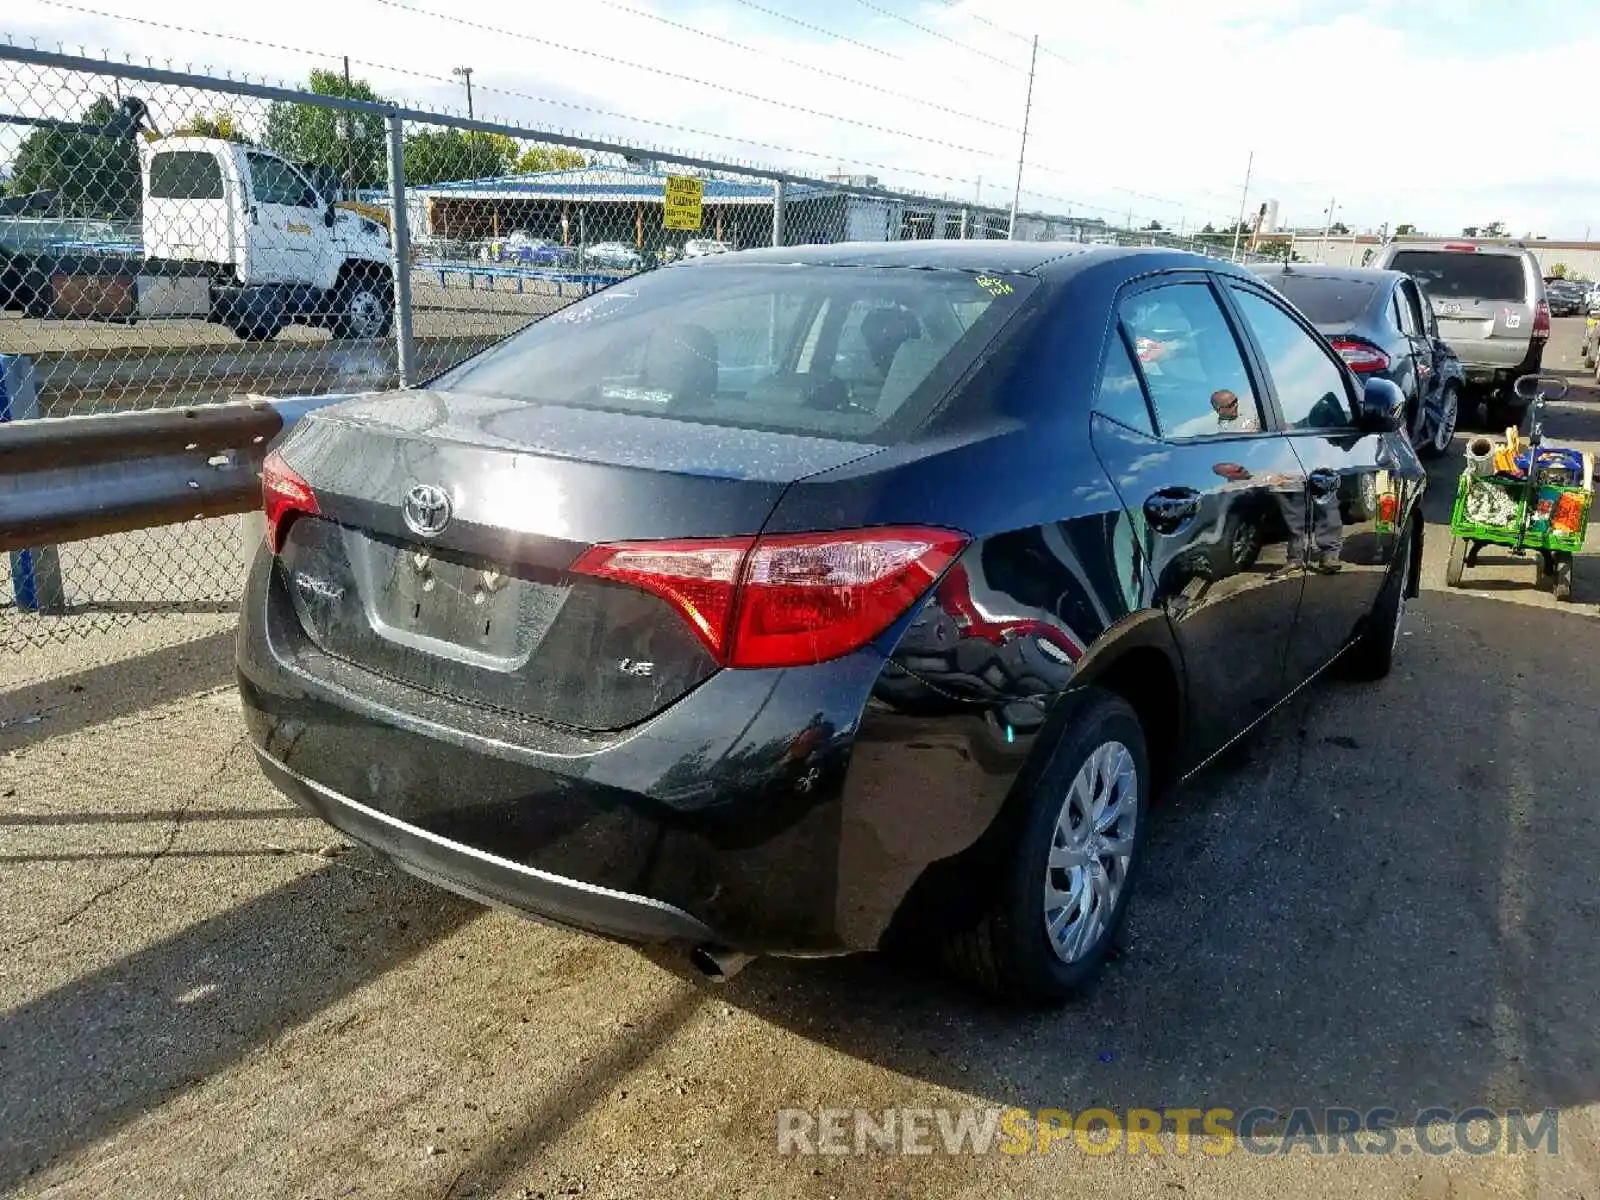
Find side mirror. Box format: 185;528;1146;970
1358;377;1406;433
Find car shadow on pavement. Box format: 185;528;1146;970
699;589;1600;1130
0;628;237;754
0;861;477;1192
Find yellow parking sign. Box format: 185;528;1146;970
664;175;703;231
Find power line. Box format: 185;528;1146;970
590;0;1016;132
17;0;1004;194
927;0;1079;66
848;0;1026;71
368;0;1010;163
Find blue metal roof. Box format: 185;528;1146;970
417;165;841;204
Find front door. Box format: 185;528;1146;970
1394;276;1440;439
1090;276;1308;764
1222;280;1415;681
243;151;323;285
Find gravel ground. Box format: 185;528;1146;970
2;321;1598;1199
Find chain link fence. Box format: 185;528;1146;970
1;44;1266;650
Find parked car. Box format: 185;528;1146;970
1587;282;1600;315
682;238;734;258
1545;278;1586;317
242;243;1424;1005
1370;241;1548;429
1249;263;1465;458
582;241;643;271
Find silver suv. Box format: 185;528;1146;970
1370;241;1548;427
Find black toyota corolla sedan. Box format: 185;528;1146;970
239;242;1424;1004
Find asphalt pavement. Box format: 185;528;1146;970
2;320;1599;1199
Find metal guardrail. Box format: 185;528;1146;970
0;355;344;613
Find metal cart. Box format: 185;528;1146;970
1445;375;1592;601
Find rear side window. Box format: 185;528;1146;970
148;151;223;200
431;265;1038;442
1093;332;1154;435
1387;251;1526;303
1120;282;1263;439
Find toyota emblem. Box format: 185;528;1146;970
402;483;453;538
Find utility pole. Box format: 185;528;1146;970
1318;197;1337;261
1230;150;1254;262
453;65;476;181
341;56;354;195
1006;34;1039;241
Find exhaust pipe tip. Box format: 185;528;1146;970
689;944;754;983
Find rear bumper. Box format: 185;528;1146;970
254;745;718;944
1459;339;1543;387
236;544;1030;955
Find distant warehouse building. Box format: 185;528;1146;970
406;165;1091;250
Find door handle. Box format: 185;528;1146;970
1307;467;1341;496
1143;487;1201;533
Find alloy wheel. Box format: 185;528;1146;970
1430;390;1459;455
1043;740;1138;964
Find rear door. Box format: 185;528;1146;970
1221;279;1406;680
1391;277;1439;434
1089;275;1308;761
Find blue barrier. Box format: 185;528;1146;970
0;354;66;614
426;261;618;298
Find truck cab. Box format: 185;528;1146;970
141;138;393;341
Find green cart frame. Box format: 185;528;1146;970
1445;376;1591;601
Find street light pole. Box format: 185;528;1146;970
1006;35;1039;241
452;65;475;181
1319;196;1337;261
1229;149;1254;262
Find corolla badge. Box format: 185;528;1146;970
403;483;452;538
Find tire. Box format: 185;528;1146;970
1415;386;1459;460
331;270;393;340
1446;535;1467;587
941;689;1149;1006
1554;556;1574;603
1342;523;1415;680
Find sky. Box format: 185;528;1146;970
5;0;1600;238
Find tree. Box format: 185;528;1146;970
1200;221;1216;235
1143;219;1164;231
1394;223;1416;236
402;128;519;185
1461;226;1479;237
1483;220;1507;238
8;96;141;218
1330;221;1350;235
1548;263;1568;279
515;145;587;174
171;110;252;144
264;69;389;188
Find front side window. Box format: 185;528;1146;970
248;154;318;208
1119;282;1263;439
1229;288;1356;430
430;265;1038;442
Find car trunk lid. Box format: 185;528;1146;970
270;390;883;730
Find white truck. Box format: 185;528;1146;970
1;98;395;342
139;138;395;341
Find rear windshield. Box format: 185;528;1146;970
148;151;224;200
1258;274;1378;325
429;264;1037;442
1387;251;1526;303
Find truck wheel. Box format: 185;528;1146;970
1554;556;1574;603
332;272;393;340
1446;536;1467;587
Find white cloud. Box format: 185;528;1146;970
5;0;1599;236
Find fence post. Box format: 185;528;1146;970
0;355;66;614
772;180;786;248
386;110;417;389
960;208;970;240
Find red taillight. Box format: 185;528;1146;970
262;449;319;553
570;526;969;668
1443;242;1479;252
1532;300;1551;340
1328;337;1390;373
